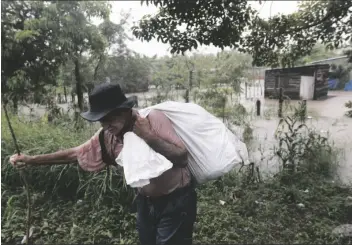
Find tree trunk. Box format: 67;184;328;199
93;54;103;82
184;90;189;103
12;96;18;115
74;59;84;111
63;86;67;103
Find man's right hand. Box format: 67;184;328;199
9;154;33;168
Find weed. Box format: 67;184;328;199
274;115;339;183
242;123;253;144
293;100;307;122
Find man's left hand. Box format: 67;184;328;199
133;115;154;140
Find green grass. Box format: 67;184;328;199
1;111;352;244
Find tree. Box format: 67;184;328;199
56;11;132;105
149;55;191;91
1;1;66;111
295;44;340;66
132;0;254;54
90;13;132;89
46;1;110;111
244;1;352;67
208;51;252;93
132;0;352;67
1;1;114;112
104;53;151;93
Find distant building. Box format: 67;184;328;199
264;64;330;100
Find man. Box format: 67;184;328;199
10;83;197;245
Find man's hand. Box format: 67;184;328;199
133;114;188;167
133;115;155;140
9;154;33;168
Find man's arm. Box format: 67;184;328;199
28;147;80;165
145;134;188;167
10;147;80;167
133;111;188;168
10;128;110;172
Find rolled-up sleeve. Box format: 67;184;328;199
76;128;107;172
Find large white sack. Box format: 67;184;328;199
115;132;173;188
139;101;250;184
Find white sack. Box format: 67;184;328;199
115;132;173;188
138;101;250;184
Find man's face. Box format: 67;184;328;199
100;108;133;135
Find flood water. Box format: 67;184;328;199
237;91;352;184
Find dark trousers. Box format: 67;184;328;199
136;185;197;245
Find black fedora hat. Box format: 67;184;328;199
80;83;136;122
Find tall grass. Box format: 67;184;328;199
1;112;136;244
2;105;352;244
274;115;339;181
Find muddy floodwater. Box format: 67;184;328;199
18;89;352;184
239;91;352;184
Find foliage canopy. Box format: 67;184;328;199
133;0;352;67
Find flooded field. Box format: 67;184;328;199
240;91;352;184
17;88;352;183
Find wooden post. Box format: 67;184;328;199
278;87;283;117
302;99;307;122
256;99;261;116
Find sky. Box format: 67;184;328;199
106;1;299;57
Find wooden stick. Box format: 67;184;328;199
2;102;31;244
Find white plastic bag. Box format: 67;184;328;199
139;101;250;184
115;132;173;188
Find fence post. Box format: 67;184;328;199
302;99;307;122
256;99;261;116
278;87;283;117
